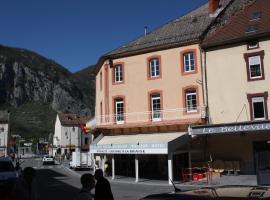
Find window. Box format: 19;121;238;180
100;102;103;123
114;64;123;82
180;49;197;75
250;11;261;21
246;25;257;34
244;51;265;81
186;90;197;112
147;56;162;80
247;92;268;121
100;72;102;90
151;94;161;121
115;98;124;124
252;97;265;120
84;138;89;145
249;56;262;79
247;41;259;50
184;53;195;72
150;58;160;77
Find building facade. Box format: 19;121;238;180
190;0;270;175
0;111;9;157
91;0;234;183
53;113;91;156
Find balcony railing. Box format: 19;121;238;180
96;106;206;126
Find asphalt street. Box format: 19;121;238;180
20;158;173;200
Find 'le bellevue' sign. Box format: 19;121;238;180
190;122;270;135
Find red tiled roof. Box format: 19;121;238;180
58;113;90;126
203;0;270;48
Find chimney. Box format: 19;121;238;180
144;26;148;37
209;0;219;14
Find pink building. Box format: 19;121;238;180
91;0;231;183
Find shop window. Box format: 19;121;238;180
114;98;124;124
247;92;268;121
244;51;265;81
147;56;162;80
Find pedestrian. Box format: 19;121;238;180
15;161;22;177
94;169;114;200
75;173;95;200
14;167;38;200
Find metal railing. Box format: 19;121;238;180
96;106;206;126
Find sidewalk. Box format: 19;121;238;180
59;160;258;189
107;174;258;189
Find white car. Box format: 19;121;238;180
42;156;55;165
0;157;18;185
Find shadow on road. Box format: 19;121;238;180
36;169;80;200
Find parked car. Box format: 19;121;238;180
42;156;55;165
0;157;18;185
140;186;270;199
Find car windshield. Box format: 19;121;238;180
0;161;15;172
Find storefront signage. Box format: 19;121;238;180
190;122;270;135
90;143;168;154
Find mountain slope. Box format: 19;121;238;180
0;44;95;139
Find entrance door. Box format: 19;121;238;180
173;153;189;181
254;141;270;173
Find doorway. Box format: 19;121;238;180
173;152;189;181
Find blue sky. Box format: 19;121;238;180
0;0;207;72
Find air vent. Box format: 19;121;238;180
250;11;261;21
246;25;257;34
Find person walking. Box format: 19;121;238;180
94;169;114;200
14;167;38;200
75;173;95;200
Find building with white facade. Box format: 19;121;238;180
0;111;9;157
53;113;91;156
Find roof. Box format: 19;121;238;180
0;110;9;123
58;113;90;126
95;0;232;73
203;0;270;48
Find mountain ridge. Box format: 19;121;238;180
0;44;96;139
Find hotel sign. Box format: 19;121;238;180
90;143;168;155
190;122;270;135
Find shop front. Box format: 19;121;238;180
90;132;190;184
189;120;270;177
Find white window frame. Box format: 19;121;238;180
248;56;262;79
151;94;161;121
115;99;124;124
184;52;195;72
149;58;160;78
114;64;123;83
252;97;266;120
186;91;197;113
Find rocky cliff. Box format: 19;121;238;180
0;45;96;138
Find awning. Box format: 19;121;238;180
189;120;270;136
90;132;189;155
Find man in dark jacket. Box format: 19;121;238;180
94;169;114;200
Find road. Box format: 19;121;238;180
20;158;173;200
